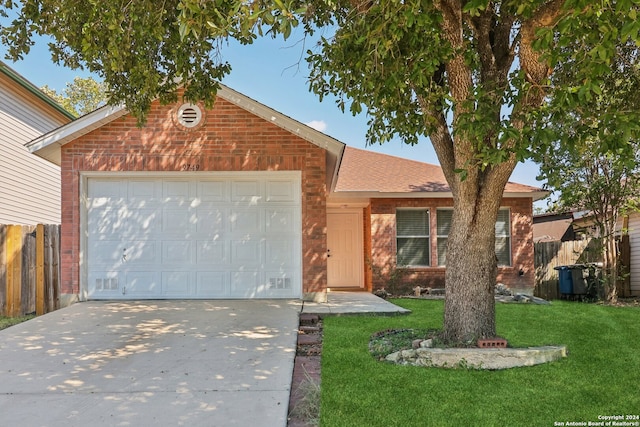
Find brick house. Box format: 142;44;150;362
27;85;545;305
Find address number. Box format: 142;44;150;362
181;164;200;171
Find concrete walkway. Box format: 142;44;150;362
0;293;408;427
302;291;411;316
0;300;301;427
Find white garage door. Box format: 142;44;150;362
85;172;302;299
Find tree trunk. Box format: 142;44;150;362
442;188;502;343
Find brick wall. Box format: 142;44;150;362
369;197;535;294
60;97;328;297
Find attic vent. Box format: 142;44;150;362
177;103;202;128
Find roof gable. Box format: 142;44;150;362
26;84;344;165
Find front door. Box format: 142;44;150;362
327;209;364;288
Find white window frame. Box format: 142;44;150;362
495;208;512;267
436;207;512;267
395;208;430;267
436;208;453;266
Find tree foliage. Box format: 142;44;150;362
3;0;640;342
41;76;107;117
535;30;640;302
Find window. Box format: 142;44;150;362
436;209;452;266
495;208;511;266
436;208;511;266
396;209;430;266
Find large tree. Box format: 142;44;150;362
3;0;639;343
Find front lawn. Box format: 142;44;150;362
320;299;640;426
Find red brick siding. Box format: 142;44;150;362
369;197;535;294
60;98;328;297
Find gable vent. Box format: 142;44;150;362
177;103;203;128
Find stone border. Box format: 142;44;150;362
385;345;567;370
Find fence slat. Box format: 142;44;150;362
36;224;45;315
7;225;22;317
0;225;6;315
0;224;60;317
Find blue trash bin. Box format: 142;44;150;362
554;266;573;294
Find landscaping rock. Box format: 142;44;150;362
374;289;389;299
495;283;513;296
420;339;433;348
385;345;567;370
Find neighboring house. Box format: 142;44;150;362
623;212;640;296
572;211;640;297
26;85;545;305
533;211;576;243
0;61;74;224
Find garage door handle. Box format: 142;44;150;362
122;248;127;262
327;249;331;258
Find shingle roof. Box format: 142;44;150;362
335;146;545;197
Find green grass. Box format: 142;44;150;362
0;314;34;331
320;299;640;427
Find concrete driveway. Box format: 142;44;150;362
0;300;301;427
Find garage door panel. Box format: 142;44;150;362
231;240;261;266
163;180;192;201
230;271;260;298
162;240;193;264
266;180;297;202
196;272;228;296
88;179;126;200
232;180;262;203
198;180;227;202
196;240;228;264
162;272;191;295
87;173;301;299
230;209;261;233
124;241;159;265
88;240;123;266
128;180;157;198
125;271;160;295
265;208;297;232
162;209;196;235
266;240;296;266
196;208;226;234
90;208;160;238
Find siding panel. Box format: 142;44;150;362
627;213;640;295
0;74;69;224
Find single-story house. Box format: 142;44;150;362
0;61;74;224
26;85;545;305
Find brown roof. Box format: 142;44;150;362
335;146;544;196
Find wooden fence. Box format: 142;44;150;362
0;224;60;317
534;237;631;300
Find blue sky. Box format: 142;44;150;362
0;28;547;202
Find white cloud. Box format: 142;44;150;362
305;120;327;132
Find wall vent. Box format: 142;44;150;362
177;103;202;128
269;277;291;289
95;278;118;291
